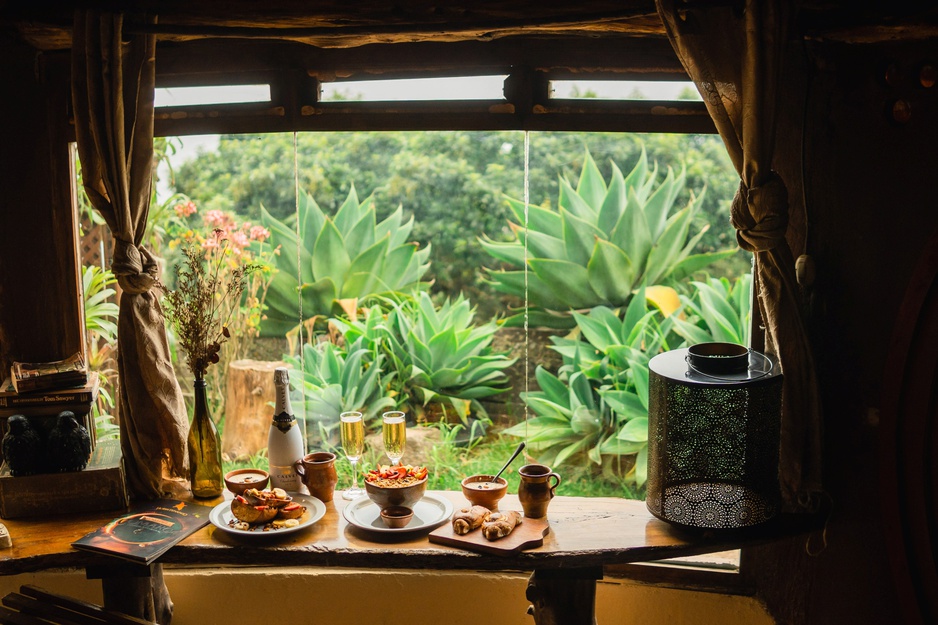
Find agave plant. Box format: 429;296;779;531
260;186;432;336
503;289;675;487
671;273;753;347
480;149;737;328
284;337;397;444
336;294;516;424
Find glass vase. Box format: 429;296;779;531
188;378;223;498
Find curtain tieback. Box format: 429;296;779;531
731;173;789;253
112;238;159;295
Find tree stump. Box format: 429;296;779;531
223;359;285;461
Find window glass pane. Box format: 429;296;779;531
76;127;743;569
550;80;700;101
321;75;507;101
155;84;271;107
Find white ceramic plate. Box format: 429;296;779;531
209;494;326;536
343;493;454;534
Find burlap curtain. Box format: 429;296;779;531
72;10;189;499
657;0;822;507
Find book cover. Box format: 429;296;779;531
0;372;99;408
71;499;212;565
10;352;89;394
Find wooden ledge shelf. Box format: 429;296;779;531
0;491;819;624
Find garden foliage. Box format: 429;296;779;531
480;149;738;328
335;293;516;426
260;187;431;337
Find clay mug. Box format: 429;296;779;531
518;463;561;518
293;452;338;502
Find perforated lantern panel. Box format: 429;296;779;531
646;348;783;530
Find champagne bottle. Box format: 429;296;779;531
189;378;223;498
267;367;305;492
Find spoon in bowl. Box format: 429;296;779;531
490;441;526;484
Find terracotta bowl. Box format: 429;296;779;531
380;505;414;528
224;468;270;497
461;474;508;510
364;476;428;511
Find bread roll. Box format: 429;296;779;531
452;505;490;535
482;510;522;540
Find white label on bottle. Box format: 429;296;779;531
269;464;302;492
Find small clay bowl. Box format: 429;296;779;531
461;474;508;510
224;468;270;497
380;506;414;529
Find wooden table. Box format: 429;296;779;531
0;491;805;624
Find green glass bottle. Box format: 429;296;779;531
188;378;223;498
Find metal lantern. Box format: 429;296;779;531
646;343;783;530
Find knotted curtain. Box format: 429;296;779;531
72;10;189;499
657;0;823;506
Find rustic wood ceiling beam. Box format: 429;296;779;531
127;8;662;41
153;38;688;81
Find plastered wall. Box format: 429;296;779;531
0;567;773;625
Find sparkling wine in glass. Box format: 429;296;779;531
382;411;406;466
340;411;365;500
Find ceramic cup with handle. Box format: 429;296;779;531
293;451;338;502
518;463;561;518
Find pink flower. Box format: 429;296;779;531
202;237;219;250
204;210;228;228
249;225;270;242
230;231;250;249
174;201;197;218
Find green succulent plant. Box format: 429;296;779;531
480;148;737;328
336;293;516;425
504;288;676;487
284;337;397;443
260;186;431;336
671;273;753;347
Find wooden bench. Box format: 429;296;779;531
0;585;156;625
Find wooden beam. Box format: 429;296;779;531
153;37;687;79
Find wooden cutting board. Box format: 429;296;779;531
428;514;550;555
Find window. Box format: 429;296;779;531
71;40;748;572
155;84;271;107
321;75;508;102
550;79;700;101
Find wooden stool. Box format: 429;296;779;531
0;585;156;625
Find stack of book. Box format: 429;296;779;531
0;372;99;457
9;352;88;394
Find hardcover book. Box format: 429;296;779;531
9;353;89;394
71;499;212;565
0;372;99;409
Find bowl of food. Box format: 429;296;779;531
224;468;270;496
364;465;429;510
379;505;414;529
461;474;508;510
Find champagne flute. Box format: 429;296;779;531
382;411;406;466
340;411;365;500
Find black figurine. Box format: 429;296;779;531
47;411;92;472
2;415;44;477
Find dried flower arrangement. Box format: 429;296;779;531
161;230;257;380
